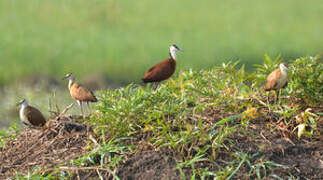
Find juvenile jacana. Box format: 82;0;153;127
62;73;97;117
17;99;46;127
264;62;289;101
142;44;183;89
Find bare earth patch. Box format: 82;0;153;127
116;151;180;180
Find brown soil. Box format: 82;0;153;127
116;151;181;180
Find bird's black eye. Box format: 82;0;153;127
173;45;181;51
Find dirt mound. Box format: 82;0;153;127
116;151;181;180
219;118;323;179
0;102;321;179
0;116;91;178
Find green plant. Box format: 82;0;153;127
289;56;323;105
294;108;320;139
254;54;283;82
0;123;21;149
227;152;287;179
176;153;209;179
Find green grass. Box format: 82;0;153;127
0;0;323;85
5;55;322;179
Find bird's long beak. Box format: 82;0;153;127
16;101;23;106
177;47;184;52
62;76;68;80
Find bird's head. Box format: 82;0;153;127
16;99;28;106
169;44;183;59
170;44;183;52
280;63;289;71
62;73;74;80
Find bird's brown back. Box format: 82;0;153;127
264;68;283;91
70;83;98;102
24;106;46;127
142;58;176;83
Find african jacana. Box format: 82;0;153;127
264;62;289;102
17;99;46;127
142;44;183;89
63;73;97;117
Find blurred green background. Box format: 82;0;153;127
0;0;322;128
0;0;322;85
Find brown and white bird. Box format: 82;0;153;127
264;62;289;101
142;44;183;89
17;99;46;127
63;73;97;117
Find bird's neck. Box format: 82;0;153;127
68;78;75;89
169;49;177;60
280;66;287;76
20;101;28;112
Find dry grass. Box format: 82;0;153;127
0;106;92;178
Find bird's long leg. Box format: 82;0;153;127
274;90;279;105
81;102;85;118
153;82;160;90
152;82;157;90
277;89;283;110
86;102;92;115
77;100;84;118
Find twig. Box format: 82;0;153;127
89;133;99;147
96;169;104;180
59;103;75;116
39;166;109;174
254;97;268;107
260;131;272;146
284;137;295;146
76;169;81;180
54;90;60;114
49;110;58;114
48;97;52;116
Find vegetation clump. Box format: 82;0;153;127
0;56;322;179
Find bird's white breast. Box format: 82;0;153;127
277;70;288;88
19;106;30;125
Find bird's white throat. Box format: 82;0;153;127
19;100;29;123
21;100;29;110
169;46;177;60
279;64;288;76
68;78;75;89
